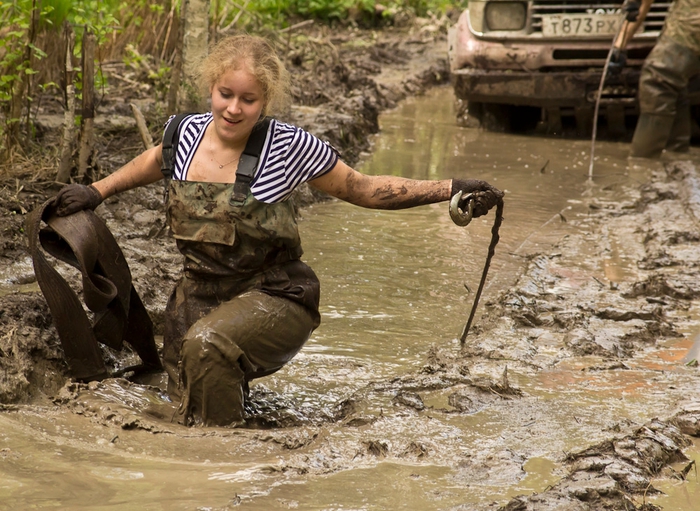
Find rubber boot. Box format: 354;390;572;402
630;113;675;159
665;100;691;153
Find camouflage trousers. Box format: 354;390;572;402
163;273;318;427
632;35;700;154
638;35;700;116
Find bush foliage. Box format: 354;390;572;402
0;0;464;156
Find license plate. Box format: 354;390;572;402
541;14;621;37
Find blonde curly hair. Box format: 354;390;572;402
198;35;291;117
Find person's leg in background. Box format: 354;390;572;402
631;37;700;158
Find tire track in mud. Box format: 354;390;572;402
443;160;700;510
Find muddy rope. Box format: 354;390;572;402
458;198;504;344
589;12;629;180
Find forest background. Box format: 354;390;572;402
0;0;462;181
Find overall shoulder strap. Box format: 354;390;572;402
160;113;195;180
232;117;272;201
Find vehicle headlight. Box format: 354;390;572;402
484;1;527;31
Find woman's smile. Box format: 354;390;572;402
210;65;264;146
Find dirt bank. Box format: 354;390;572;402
1;20;700;511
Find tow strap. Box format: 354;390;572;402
449;192;505;344
26;201;162;381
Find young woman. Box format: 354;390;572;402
52;35;503;427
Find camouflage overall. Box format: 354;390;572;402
162;180;320;427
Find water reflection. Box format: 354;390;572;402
292;85;646;382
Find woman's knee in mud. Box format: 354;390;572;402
179;330;246;380
177;333;249;427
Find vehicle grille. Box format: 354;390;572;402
530;0;671;34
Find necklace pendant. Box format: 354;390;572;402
219;164;223;169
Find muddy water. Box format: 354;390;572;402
2;86;699;510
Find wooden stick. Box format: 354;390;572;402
460;198;504;344
217;4;231;30
160;5;176;63
220;0;251;33
279;19;314;34
130;103;154;149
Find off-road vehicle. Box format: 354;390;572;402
447;0;697;136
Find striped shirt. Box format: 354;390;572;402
165;113;339;203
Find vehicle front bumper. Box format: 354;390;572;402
451;67;642;109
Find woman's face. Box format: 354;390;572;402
210;65;265;146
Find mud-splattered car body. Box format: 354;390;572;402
447;0;677;134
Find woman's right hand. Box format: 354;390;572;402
51;184;104;216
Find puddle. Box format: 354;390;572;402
650;437;700;510
0;255;39;297
2;86;700;510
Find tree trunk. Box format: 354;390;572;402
56;22;76;184
180;0;210;112
77;28;96;181
7;1;40;151
210;0;220;45
23;3;40;140
166;0;186;116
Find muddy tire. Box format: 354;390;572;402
454;100;508;130
692;105;700;142
464;101;512;132
455;100;541;133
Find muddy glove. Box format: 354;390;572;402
52;184;103;217
451;179;503;218
622;0;640;22
607;48;627;77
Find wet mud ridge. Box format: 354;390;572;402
457;160;700;510
500;412;700;511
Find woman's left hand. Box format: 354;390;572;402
451;179;504;217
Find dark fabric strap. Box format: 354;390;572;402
233;117;272;201
26;200;162;381
161;112;193;180
236;117;271;182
